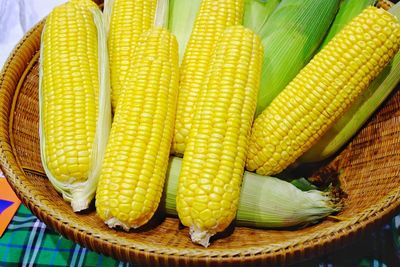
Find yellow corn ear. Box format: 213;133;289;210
40;0;110;212
95;28;179;230
176;25;263;247
172;0;244;155
106;0;157;111
41;0;99;184
246;6;400;176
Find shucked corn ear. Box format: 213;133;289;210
176;25;263;247
104;0;157;111
167;157;341;229
39;0;111;212
301;2;400;163
96;0;179;230
172;0;244;155
253;0;340;117
246;6;400;176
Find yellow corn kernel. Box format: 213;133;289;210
96;28;179;230
41;0;99;183
106;0;157;111
246;6;400;176
172;0;244;155
176;25;263;247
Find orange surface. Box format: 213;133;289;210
0;178;21;236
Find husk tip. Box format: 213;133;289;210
323;185;345;212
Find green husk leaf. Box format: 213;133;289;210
255;0;340;117
320;0;377;48
290;177;318;191
243;0;281;33
168;0;201;63
39;5;111;212
165;157;341;229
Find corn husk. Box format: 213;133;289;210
165;157;341;229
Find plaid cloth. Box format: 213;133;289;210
0;204;399;267
0;204;130;267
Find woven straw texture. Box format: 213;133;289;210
0;7;400;267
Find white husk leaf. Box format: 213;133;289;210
236;172;340;228
102;0;115;36
154;0;169;28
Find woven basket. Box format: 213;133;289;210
1;7;400;267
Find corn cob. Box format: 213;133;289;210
300;2;400;163
172;0;244;155
39;0;111;211
104;0;157;111
176;25;263;247
96;0;179;229
246;6;400;176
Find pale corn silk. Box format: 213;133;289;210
0;0;67;68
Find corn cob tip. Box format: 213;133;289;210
105;218;131;232
189;225;214;248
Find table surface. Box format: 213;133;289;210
1;1;400;266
